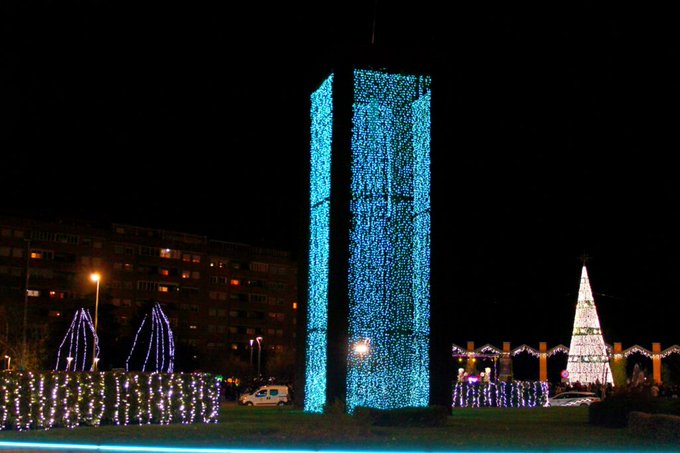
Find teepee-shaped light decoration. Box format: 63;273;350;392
566;265;613;385
125;302;175;372
55;308;99;371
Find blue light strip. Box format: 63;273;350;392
305;74;333;413
347;69;431;412
0;443;652;453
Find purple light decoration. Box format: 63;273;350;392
125;302;175;372
55;308;99;371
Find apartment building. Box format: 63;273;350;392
0;216;297;374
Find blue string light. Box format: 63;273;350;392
346;69;431;412
305;69;431;413
304;74;333;413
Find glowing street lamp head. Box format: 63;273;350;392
354;340;370;355
90;273;101;283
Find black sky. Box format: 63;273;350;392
2;2;679;350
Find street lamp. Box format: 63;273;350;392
66;356;73;372
249;339;254;369
255;336;263;377
354;339;370;356
90;272;101;372
4;355;10;370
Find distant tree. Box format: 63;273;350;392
266;348;296;383
174;341;200;372
662;362;679;386
0;297;49;370
610;357;627;387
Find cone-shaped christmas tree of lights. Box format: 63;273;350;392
566;265;613;385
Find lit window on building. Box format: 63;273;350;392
189;325;198;330
182;271;190;279
249;262;269;273
230;279;240;286
160;248;181;259
192;255;201;263
27;290;40;297
231;343;239;350
123;263;133;271
160;268;170;276
293;302;298;310
48;310;61;317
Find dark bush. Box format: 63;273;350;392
353;405;449;427
628;411;680;442
589;394;680;427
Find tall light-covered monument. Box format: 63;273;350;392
304;66;432;413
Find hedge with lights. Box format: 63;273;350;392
0;371;220;431
452;381;549;408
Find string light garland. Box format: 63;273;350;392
346;69;431;413
566;266;613;385
304;73;334;413
126;302;175;372
0;371;219;431
452;381;549;408
55;309;99;372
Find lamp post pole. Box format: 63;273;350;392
249;339;254;370
90;273;101;371
256;336;263;377
21;239;30;370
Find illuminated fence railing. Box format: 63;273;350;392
453;341;680;387
0;371;220;431
452;381;549;408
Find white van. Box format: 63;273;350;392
238;385;290;406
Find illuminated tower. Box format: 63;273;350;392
303;66;432;413
566;265;613;385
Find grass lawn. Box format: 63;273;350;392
0;403;676;451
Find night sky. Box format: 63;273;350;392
2;2;679;352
